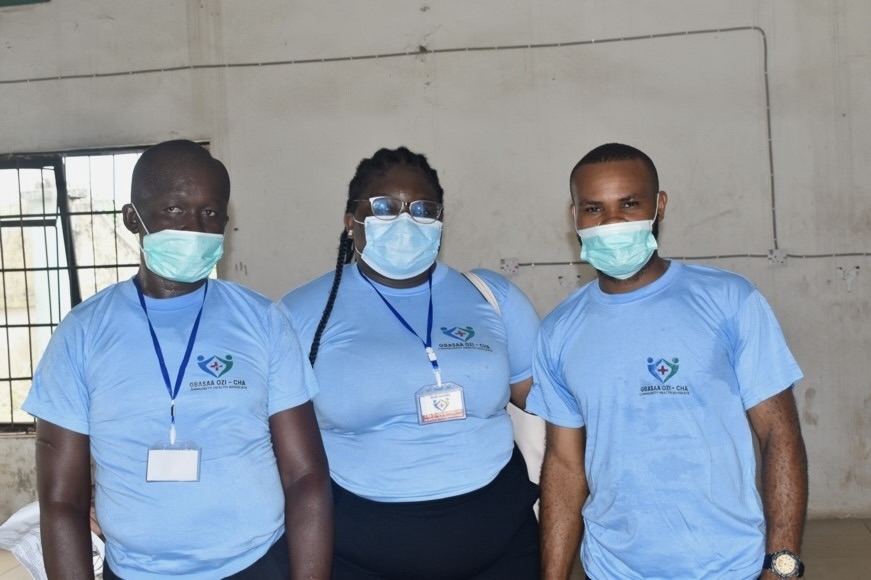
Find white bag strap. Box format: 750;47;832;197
465;272;543;486
463;271;501;316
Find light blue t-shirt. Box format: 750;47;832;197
280;263;540;502
526;261;802;580
23;278;319;580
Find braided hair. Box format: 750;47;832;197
308;147;444;365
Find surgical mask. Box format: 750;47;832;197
132;205;224;283
357;213;442;280
576;198;660;280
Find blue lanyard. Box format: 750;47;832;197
133;278;208;443
361;270;442;386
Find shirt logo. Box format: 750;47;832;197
441;326;475;342
432;396;450;411
438;325;492;352
197;354;234;378
640;356;690;396
647;357;679;383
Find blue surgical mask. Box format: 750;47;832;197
357;213;442;280
132;205;224;283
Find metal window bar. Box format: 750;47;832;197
0;158;65;430
0;150;142;427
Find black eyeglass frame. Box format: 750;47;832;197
353;196;444;224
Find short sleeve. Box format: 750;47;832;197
527;322;585;429
266;303;319;416
733;291;803;410
22;314;91;435
471;269;540;384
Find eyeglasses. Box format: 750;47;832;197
358;196;443;224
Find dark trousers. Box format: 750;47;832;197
102;533;289;579
331;445;541;580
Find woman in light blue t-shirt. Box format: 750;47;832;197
280;147;541;579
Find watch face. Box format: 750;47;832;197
774;553;798;574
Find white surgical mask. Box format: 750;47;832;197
132;205;224;283
357;213;442;280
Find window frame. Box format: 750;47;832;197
0;146;147;429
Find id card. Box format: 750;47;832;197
416;382;466;425
146;441;201;482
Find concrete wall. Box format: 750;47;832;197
0;0;868;519
0;436;36;521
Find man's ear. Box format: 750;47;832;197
121;204;141;235
656;191;668;222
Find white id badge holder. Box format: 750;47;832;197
416;382;467;425
146;441;201;482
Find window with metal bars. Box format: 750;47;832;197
0;148;144;428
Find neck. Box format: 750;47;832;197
356;260;435;289
135;267;207;298
597;254;669;294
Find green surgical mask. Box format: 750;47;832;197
578;219;657;280
133;205;224;283
577;194;660;280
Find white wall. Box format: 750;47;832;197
0;0;868;519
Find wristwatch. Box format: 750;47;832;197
762;550;804;578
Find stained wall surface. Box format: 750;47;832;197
0;0;868;519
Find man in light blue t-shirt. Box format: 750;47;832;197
527;143;808;580
23;140;332;580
